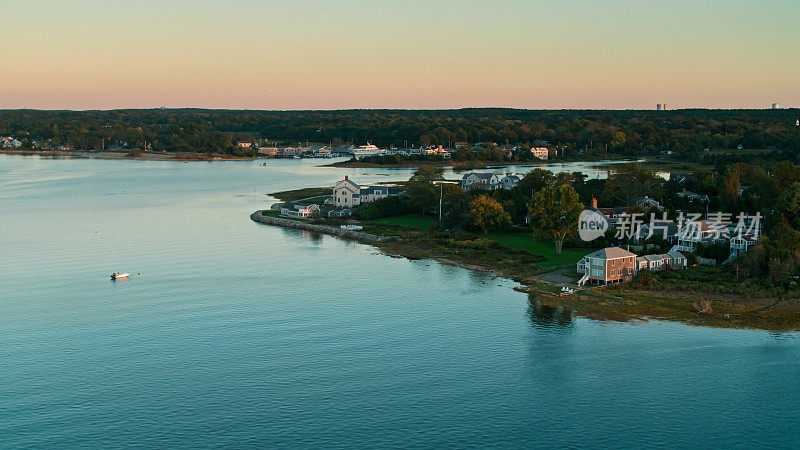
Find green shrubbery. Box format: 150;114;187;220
353;196;415;220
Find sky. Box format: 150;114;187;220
2;0;799;110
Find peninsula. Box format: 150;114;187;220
252;163;800;331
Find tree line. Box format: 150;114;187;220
2;108;799;160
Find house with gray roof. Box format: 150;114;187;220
577;247;638;286
500;175;520;190
333;176;389;208
578;246;685;286
461;172;500;190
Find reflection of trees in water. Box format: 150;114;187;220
279;227;324;245
526;293;575;331
301;230;323;245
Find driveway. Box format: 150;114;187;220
534;268;584;289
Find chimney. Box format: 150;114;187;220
592;198;598;209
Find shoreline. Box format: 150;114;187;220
0;149;255;161
250;211;393;243
250;210;800;332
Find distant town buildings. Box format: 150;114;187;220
530;147;549;160
1;137;22;148
772;103;780;109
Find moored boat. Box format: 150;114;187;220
111;272;130;280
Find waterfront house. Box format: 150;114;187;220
280;203;320;219
236;141;255;148
327;208;352;218
333;176;389;208
530;147;549;160
258;147;279;157
461;172;500;190
424;145;451;158
578;246;685;286
730;234;758;258
576;247;638;286
500;175;520;190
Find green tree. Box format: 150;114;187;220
604;163;662;207
409;165;444;183
776;182;800;229
528;184;584;254
407;182;437;215
470;195;512;235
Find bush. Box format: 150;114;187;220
353;196;414;220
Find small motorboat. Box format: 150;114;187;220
111;273;130;280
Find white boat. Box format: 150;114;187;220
352;143;385;158
111;273;130;280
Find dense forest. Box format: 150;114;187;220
1;108;799;161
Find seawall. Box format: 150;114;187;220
250;211;394;243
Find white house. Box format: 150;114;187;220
500;175;520;190
530;147;549;160
333;176;389;208
730;234;757;258
280;203;320;219
675;220;727;252
461;172;500;190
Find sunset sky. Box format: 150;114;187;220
2;0;798;110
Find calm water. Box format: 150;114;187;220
1;155;799;448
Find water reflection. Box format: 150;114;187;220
526;293;575;331
300;230;324;245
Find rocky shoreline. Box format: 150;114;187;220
250;211;394;243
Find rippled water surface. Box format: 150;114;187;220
1;155;799;448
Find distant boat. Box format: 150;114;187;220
111;273;130;280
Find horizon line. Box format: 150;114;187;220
1;106;798;113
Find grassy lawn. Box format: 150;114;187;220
369;213;585;269
371;214;436;229
484;231;586;268
297;195;330;205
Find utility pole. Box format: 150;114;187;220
439;182;443;223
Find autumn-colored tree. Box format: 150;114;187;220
528;184;584;254
470;195;512;235
719;166;741;210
